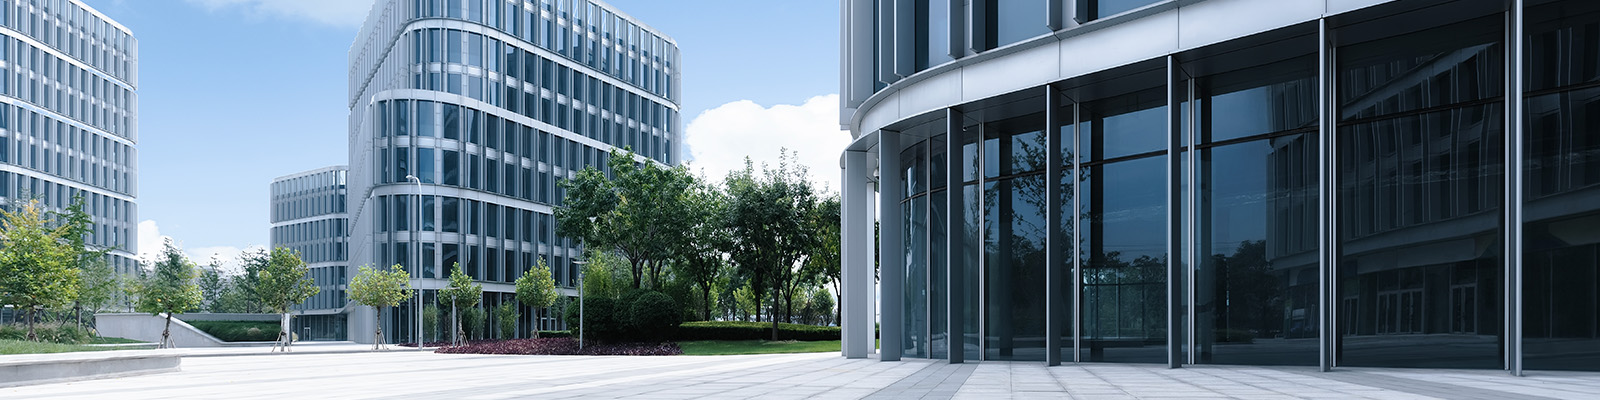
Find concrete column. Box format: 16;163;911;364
881;131;904;361
946;108;967;364
843;149;874;359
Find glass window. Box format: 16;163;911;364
442;104;460;140
1522;1;1600;372
1335;15;1503;369
417;147;435;184
994;0;1048;48
416;101;437;137
916;0;953;71
1089;0;1159;21
444;150;460;186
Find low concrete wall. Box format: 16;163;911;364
94;313;232;348
0;352;180;388
172;313;277;322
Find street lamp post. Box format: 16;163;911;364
406;174;423;351
575;259;586;351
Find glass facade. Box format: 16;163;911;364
856;0;1600;372
0;0;139;276
270;167;351;340
345;0;677;344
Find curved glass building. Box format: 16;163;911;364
271;166;350;340
0;1;138;275
838;0;1600;372
346;0;680;343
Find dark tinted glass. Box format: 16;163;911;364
984;174;1048;361
1524;1;1600;372
1336;17;1503;369
1081;155;1167;363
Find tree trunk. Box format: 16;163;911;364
373;306;383;351
452;304;459;346
771;292;781;341
161;313;174;349
25;308;37;342
630;259;643;289
702;284;712;321
533;308;541;339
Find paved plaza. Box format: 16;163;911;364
2;349;1598;399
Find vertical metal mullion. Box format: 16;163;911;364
947;108;966;364
1046;85;1064;367
926;136;934;359
1166;54;1183;369
1072;101;1082;363
1186;74;1198;366
1505;0;1525;377
1318;17;1338;372
976;120;987;362
947;0;964;59
894;0;913;77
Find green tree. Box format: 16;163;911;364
0;200;84;341
257;247;320;351
76;256;118;314
134;240;203;348
347;264;414;350
723;151;819;339
422;304;441;342
556;147;697;289
803;195;842;323
515;257;559;338
228;249;270;313
438;266;482;345
495;302;518;339
676;178;728;321
196;263;227;312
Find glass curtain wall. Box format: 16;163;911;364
984;112;1049;361
903;140;930;359
1335;16;1505;369
1080;88;1169;363
1192;56;1321;366
1524;0;1600;371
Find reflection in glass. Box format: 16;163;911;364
1524;1;1600;371
1336;17;1503;369
994;0;1048;48
1081;155;1168;363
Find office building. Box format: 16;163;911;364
338;0;680;343
837;0;1600;373
271;166;350;340
0;0;138;275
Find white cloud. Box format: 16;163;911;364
185;0;375;28
684;94;853;194
137;219;263;274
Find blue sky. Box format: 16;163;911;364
77;0;847;268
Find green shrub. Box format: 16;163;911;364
538;330;572;338
674;321;840;341
629;291;681;342
462;307;487;340
188;320;280;342
565;297;622;342
0;322;93;344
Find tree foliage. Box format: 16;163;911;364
348;264;413;349
515;257;558;338
257;247;319;351
439;267;483;345
723;151;821;339
0;200;84;341
556;147;696;289
134;240;203;348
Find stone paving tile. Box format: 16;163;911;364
6;350;1600;399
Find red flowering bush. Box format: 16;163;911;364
432;338;681;356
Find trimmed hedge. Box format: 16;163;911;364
0;322;93;344
188;320;280;342
674;321;840;341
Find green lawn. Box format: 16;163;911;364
84;336;144;345
0;339;116;355
678;340;841;355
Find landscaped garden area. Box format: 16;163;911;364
0;321;145;355
187;320;281;342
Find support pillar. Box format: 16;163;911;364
843;149;875;359
946;108;967;364
1504;0;1525;377
881;131;905;361
1165;55;1185;369
1317;17;1338;373
1045;85;1064;367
